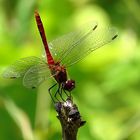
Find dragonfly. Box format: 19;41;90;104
3;11;118;102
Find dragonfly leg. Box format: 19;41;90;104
59;87;66;101
63;89;69;97
48;83;57;103
49;84;66;102
54;84;61;102
62;89;72;100
54;84;66;102
69;91;72;98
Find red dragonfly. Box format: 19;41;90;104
3;11;118;102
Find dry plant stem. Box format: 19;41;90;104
55;97;86;140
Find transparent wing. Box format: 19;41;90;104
23;63;54;88
2;56;45;79
49;23;118;67
61;26;118;67
48;22;98;62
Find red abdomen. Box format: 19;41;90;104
35;11;54;65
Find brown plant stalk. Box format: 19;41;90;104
55;97;86;140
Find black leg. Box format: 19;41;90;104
54;84;61;102
54;85;65;102
63;89;69;97
69;91;72;98
48;83;57;103
60;87;72;101
63;89;72;100
59;87;66;101
48;84;69;102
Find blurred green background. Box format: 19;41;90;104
0;0;140;140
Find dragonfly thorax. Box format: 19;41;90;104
50;62;67;84
50;62;75;91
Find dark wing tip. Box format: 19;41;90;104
112;34;118;40
2;71;19;79
93;25;98;31
10;76;17;79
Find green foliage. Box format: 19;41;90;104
0;0;140;140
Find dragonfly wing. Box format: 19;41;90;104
62;26;118;67
23;63;53;88
49;22;118;67
48;22;98;62
2;56;45;79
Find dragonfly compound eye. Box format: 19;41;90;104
62;80;75;91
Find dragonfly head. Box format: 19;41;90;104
62;79;75;91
